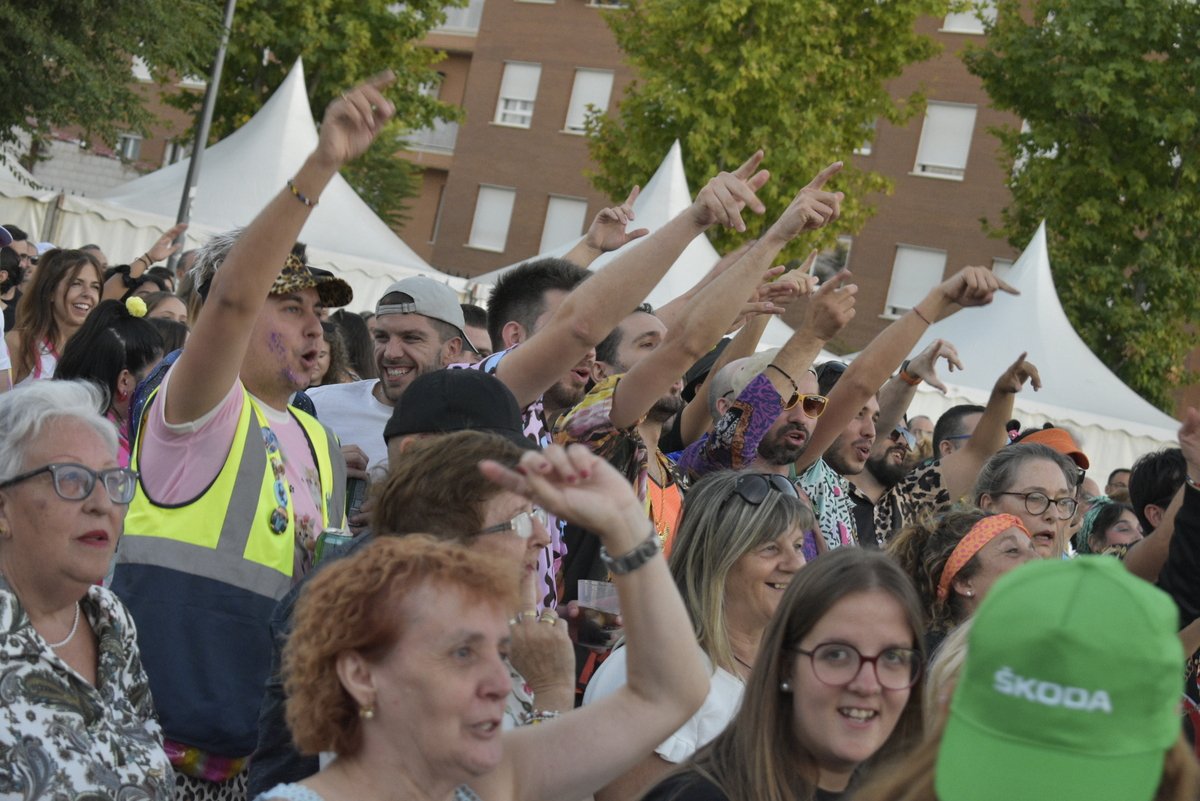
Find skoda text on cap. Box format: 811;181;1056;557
933;557;1183;801
375;276;478;355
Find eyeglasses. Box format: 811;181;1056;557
476;507;549;539
0;463;139;504
795;642;922;690
997;491;1078;519
781;392;828;418
726;473;799;506
889;426;916;450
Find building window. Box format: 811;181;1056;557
563;69;615;134
942;1;998;34
117;134;142;161
912;102;977;180
540;196;589;252
163;140;191;166
814;236;853;279
853;120;878;156
885;245;947;317
494;62;542;128
435;0;486;34
468;185;517;252
991;257;1014;281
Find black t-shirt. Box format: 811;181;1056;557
641;770;844;801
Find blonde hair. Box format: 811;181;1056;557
668;470;814;674
922;619;972;734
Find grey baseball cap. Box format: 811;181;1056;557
376;275;478;354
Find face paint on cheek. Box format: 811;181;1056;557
266;330;302;386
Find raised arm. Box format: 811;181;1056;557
939;353;1040;502
164;75;394;424
475;445;708;801
1126;409;1200;583
495;152;771;409
765;268;858;399
101;223;188;301
869;339;961;457
796;266;1017;472
562;187;650;268
606;164;843;429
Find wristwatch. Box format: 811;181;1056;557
599;525;661;575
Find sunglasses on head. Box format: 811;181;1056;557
815;360;848;388
727;473;800;506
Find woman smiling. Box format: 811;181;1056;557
640;548;926;801
5;249;104;387
585;470;814;801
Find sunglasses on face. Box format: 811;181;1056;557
889;426;916;450
781;391;828;418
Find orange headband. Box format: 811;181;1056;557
936;514;1030;601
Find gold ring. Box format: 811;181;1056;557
520;610;538;620
538;612;556;624
341;92;352;101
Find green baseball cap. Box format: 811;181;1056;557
935;556;1183;801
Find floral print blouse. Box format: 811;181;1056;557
0;577;173;801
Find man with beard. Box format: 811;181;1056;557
554;160;846;576
846;421;914;547
683;266;1020;551
307;275;476;471
452;150;783;610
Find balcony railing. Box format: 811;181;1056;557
401;119;459;154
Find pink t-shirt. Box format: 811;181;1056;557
140;366;325;580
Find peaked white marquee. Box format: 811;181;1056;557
903;221;1179;478
89;58;460;307
470;140;793;346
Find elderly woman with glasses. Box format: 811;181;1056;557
641;547;927;801
970;443;1081;559
583;470;815;801
0;380;173;800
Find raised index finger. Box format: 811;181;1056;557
623;185;640;208
731;150;766;180
806;161;843;191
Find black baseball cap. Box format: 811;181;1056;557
382;369;536;450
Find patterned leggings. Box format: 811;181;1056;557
175;769;249;801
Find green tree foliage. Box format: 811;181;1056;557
0;0;219;164
587;0;950;261
165;0;463;227
963;0;1200;412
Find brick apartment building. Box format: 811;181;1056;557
403;0;1022;354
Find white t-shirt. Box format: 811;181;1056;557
583;646;745;763
0;335;9;375
307;379;393;474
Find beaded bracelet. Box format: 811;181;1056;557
287;179;319;207
520;709;562;726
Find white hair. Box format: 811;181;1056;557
0;381;118;482
189;227;244;290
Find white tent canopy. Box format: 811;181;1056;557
902;221;1178;482
468;141;798;350
75;57;462;309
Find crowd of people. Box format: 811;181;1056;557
2;74;1199;801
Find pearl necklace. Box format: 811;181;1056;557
46;602;81;649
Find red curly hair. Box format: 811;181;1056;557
284;536;520;757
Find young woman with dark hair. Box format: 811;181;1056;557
54;298;164;466
5;249;103;386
